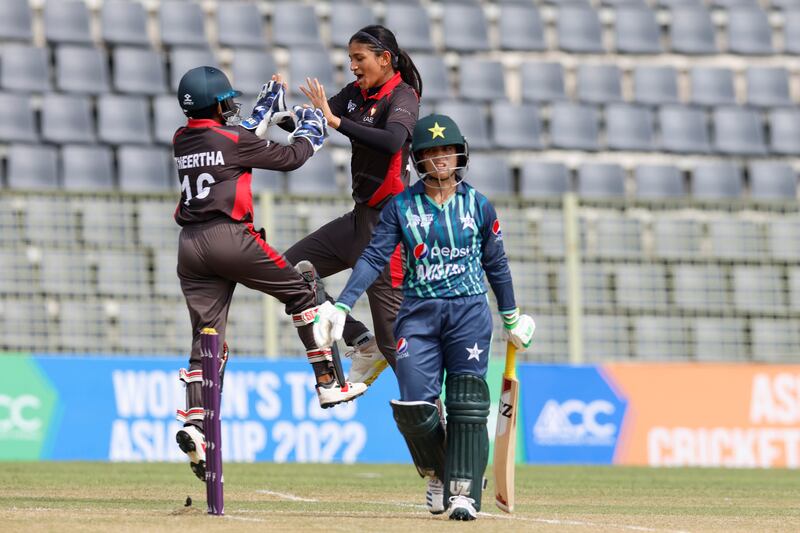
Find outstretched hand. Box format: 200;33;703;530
299;77;340;129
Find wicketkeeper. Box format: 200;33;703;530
314;114;535;520
172;67;366;481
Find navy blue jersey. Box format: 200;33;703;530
338;180;516;312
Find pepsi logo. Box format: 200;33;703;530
492;219;502;237
396;337;408;355
413;243;428;260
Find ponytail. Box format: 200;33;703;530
396;49;423;98
350;25;423;98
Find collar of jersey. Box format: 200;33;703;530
410;180;468;196
357;71;402;101
186;118;224;128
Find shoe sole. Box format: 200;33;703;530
319;388;367;409
448;509;476;521
176;430;206;482
351;359;389;387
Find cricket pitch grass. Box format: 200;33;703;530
2;463;799;532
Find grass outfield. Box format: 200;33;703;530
2;463;799;532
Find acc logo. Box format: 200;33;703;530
0;394;43;434
347;100;357;113
182;93;194;106
533;399;616;446
413;243;428;260
396;337;409;358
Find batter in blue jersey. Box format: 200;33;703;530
314;114;535;521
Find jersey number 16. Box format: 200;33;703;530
181;172;216;206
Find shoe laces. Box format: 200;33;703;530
448;495;476;506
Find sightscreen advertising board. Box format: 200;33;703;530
0;354;523;463
520;363;800;468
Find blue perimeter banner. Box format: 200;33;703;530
1;354;408;463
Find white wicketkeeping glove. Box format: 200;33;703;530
313;301;349;348
240;80;289;138
501;308;535;350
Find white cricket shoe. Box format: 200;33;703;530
316;379;367;408
426;477;445;515
447;495;477;521
175;425;206;481
346;336;388;386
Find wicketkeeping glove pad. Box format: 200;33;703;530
240;80;288;138
289;105;327;152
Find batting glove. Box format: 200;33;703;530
501;308;536;350
289;105;327;152
240;80;288;138
313;301;349;348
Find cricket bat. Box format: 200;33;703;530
493;342;518;513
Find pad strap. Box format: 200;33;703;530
306;347;333;364
179;368;202;384
176;407;204;423
292;305;321;327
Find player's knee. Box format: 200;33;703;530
444;374;490;423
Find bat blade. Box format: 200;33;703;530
493;343;518;513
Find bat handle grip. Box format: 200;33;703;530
504;343;517;380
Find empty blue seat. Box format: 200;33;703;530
252;169;285;193
558;4;604;53
272;3;322;48
459;59;505;101
635;165;684;198
0;45;49;93
413;54;450;101
286;150;338;194
160;1;208;47
61;145;114;191
785;9;800;54
578;163;626;198
443;5;490;52
154;94;188;145
464;154;514;197
330;4;375;49
41;93;95;144
231;49;278;99
520;161;570;198
288;47;335;97
384;5;434;52
746;67;792;107
113;47;167;95
615;5;662;54
44;0;92;44
169;48;218;92
690;67;736;106
102;0;150;47
713;106;767;156
658;105;711;153
499;5;546;51
0;0;32;42
98;95;153;145
436;101;491;149
118;145;173;191
576;64;623;103
769;108;800;155
490;102;542;150
550;102;600;151
669;6;718;54
0;93;36;142
633;66;679;106
7;144;59;189
520;62;566;103
56;46;110;94
727;6;773;55
691;163;743;199
217;2;265;49
606;104;656;151
749;162;797;200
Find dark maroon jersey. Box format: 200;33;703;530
328;73;419;207
173;118;313;226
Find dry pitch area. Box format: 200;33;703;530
1;463;799;532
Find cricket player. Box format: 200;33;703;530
287;25;422;386
314;114;535;520
171;67;366;481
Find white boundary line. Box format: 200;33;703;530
255;490;317;502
